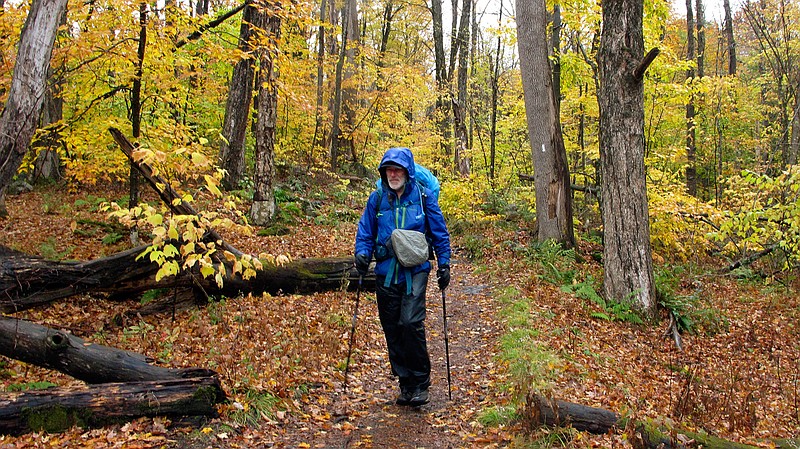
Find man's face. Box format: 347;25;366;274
385;166;407;191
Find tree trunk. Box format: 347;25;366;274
430;0;451;159
0;316;216;384
685;0;697;197
0;0;68;193
453;0;471;177
313;0;328;159
0;244;368;312
378;0;395;65
196;0;209;16
723;0;736;75
250;9;281;225
550;3;561;109
597;0;656;313
525;394;619;434
0;377;224;436
516;0;575;248
0;187;7;218
790;94;800;165
341;0;359;164
488;0;503;181
32;7;67;185
695;0;705;79
128;2;148;226
329;6;348;170
218;4;259;191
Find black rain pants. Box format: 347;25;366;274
375;271;431;391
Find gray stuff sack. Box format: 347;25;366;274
390;229;429;267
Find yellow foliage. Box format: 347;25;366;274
438;175;504;225
102;179;259;287
647;171;721;261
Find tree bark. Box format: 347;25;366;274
430;0;451;158
0;0;68;193
329;6;348;170
312;0;328;157
516;0;575;248
723;0;736;75
32;7;67;185
250;7;281;225
685;0;697;197
453;0;471;176
695;0;705;79
790;94;800;165
0;377;224;436
196;0;209;16
550;3;561;108
0;316;215;384
597;0;656;313
488;0;503;181
218;3;260;191
341;0;359;164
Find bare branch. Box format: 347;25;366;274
633;47;660;81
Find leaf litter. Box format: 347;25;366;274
0;186;798;448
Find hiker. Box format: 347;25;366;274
354;147;451;406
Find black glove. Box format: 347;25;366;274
436;265;450;290
354;254;370;276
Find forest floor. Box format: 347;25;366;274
0;179;799;448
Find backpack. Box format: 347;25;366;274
375;163;440;200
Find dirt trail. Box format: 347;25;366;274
267;260;510;449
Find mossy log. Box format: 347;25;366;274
0;377;225;435
0;316;215;384
527;394;799;448
0;244;373;312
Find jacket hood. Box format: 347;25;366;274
378;147;416;186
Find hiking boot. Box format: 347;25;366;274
395;388;412;406
408;387;429;406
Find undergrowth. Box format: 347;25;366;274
229;388;281;427
480;286;561;429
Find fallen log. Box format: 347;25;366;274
0;244;372;312
527;394;619;434
525;394;800;448
0;377;225;435
0;316;214;384
0;244;158;312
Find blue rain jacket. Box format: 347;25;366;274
355;147;451;285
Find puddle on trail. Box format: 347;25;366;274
460;284;487;295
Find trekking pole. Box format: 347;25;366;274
441;288;452;400
343;275;362;393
